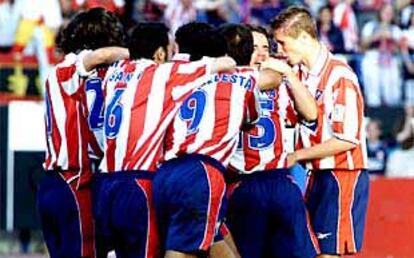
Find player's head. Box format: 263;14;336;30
218;24;253;66
246;25;270;68
57;7;126;54
128;22;170;64
271;6;318;65
175;22;212;60
175;22;227;60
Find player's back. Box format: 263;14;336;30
100;57;214;172
44;51;106;183
164;67;260;167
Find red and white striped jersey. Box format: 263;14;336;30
99;57;214;172
164;67;261;167
299;45;367;170
229;82;298;173
44;50;105;184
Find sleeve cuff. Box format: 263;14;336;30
76;50;94;77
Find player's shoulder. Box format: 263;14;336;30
326;55;358;86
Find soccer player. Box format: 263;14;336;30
272;6;369;258
92;22;236;258
38;8;127;258
226;25;320;258
153;22;284;258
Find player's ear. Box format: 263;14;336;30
153;47;167;64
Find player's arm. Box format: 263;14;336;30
288;137;356;166
284;71;317;121
210;56;236;73
261;58;317;121
82;47;130;72
256;68;283;90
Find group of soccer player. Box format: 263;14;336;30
37;5;369;258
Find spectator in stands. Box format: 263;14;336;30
401;11;414;104
366;119;388;175
333;0;359;53
398;0;414;28
317;5;346;54
11;0;63;96
72;0;125;14
194;0;228;26
164;0;196;34
386;103;414;177
361;3;402;107
0;0;20;50
249;0;284;26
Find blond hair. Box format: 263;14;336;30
271;6;317;39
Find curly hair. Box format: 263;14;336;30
57;8;126;54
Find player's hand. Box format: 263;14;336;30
260;57;292;75
212;56;237;73
286;152;297;168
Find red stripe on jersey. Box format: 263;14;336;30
352;94;365;167
56;65;77;82
106;138;117;172
122;65;157;169
60;85;80;170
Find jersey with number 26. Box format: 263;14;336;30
164;67;260;167
100;58;214;172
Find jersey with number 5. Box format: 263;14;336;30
229;83;298;173
164;67;260;167
44;50;106;185
100;58;214;172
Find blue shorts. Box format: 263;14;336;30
306;169;369;255
37;171;95;258
92;171;158;258
227;169;320;258
153;154;227;255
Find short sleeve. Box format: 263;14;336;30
331;78;361;145
76;50;94;77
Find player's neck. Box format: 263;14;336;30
303;41;322;70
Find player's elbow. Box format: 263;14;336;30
302;103;318;122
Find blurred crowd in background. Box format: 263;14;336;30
1;0;414;185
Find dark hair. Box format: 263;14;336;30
128;22;170;60
246;24;271;51
218;24;253;65
57;8;125;54
271;6;317;39
175;22;227;60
